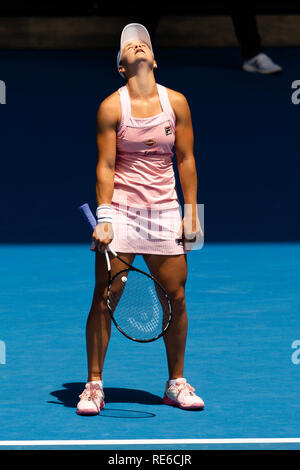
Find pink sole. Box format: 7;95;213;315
163;395;204;410
76;400;105;416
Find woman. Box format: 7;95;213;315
76;23;204;415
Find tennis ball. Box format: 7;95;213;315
121;276;127;283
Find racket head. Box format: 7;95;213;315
106;267;172;343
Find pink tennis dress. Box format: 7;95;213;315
108;83;185;255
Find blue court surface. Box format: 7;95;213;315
0;243;299;450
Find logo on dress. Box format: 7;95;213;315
143;139;156;146
165;126;172;136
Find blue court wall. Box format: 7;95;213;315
0;47;299;243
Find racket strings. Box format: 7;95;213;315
107;270;171;341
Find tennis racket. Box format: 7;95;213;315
79;203;173;343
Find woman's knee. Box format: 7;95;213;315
169;285;186;311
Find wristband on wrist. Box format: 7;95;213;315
96;205;113;224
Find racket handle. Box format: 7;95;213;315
79;203;97;230
79;203;117;258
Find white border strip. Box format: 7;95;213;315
0;438;300;446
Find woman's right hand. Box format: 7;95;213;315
92;222;114;253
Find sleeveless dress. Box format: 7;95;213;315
108;83;185;255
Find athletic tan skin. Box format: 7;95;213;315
87;39;202;382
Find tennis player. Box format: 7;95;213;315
77;23;204;415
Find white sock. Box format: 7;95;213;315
168;378;184;386
88;380;103;388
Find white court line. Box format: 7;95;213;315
0;438;300;446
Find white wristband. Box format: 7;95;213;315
96;205;113;224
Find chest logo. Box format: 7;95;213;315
143;139;156;146
165;126;172;136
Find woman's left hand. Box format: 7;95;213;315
177;214;203;251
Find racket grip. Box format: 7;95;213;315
79;203;116;256
79;203;97;230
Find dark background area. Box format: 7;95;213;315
0;1;300;15
0;3;299;243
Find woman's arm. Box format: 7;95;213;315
168;89;203;245
171;91;197;205
93;93;120;252
95;93;119;205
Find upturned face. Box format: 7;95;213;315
118;40;157;77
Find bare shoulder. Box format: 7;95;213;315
96;90;121;127
165;87;191;118
165;87;189;106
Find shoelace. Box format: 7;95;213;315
79;386;101;401
175;382;195;396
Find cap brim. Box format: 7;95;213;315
120;23;153;53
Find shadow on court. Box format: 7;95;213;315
48;383;163;418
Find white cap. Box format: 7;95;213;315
116;23;153;79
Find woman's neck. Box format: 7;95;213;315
126;70;157;100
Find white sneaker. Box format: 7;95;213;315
76;382;105;416
243;53;282;74
163;378;204;410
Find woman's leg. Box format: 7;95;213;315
142;253;188;379
86;251;136;382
